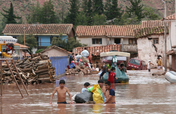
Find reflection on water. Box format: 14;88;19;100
0;70;176;113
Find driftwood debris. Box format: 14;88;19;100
1;54;55;84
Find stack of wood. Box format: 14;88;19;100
65;65;91;75
1;54;55;84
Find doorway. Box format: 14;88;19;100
114;38;121;44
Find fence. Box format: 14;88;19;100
49;56;68;76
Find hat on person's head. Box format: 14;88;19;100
148;60;151;62
84;82;90;87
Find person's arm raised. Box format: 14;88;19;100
50;88;57;104
66;88;73;104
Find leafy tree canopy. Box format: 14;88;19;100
51;35;86;52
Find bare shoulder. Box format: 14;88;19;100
55;87;60;91
64;87;69;91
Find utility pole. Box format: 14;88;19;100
23;27;26;45
161;0;167;71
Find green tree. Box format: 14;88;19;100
92;0;104;15
87;0;93;25
27;0;58;24
65;0;79;25
27;2;42;24
75;12;88;26
51;35;85;52
17;35;37;53
42;0;57;24
92;14;106;25
105;0;123;20
0;17;6;35
1;2;21;24
82;0;88;13
36;49;44;53
143;7;160;20
126;0;144;21
115;12;140;25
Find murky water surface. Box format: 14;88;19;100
0;70;175;114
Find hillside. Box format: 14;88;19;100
0;0;175;25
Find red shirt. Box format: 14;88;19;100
108;72;115;83
88;56;91;63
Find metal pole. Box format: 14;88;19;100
162;0;167;71
121;38;124;51
24;27;25;45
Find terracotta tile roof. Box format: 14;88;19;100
76;25;141;37
165;14;175;20
142;20;165;28
2;24;73;35
73;44;121;56
41;45;71;54
76;26;105;37
134;26;169;38
105;25;141;36
15;43;29;49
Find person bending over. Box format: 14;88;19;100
50;80;73;104
82;82;90;93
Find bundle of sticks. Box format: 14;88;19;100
1;53;55;84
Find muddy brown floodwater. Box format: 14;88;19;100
0;70;176;114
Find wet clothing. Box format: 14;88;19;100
81;88;87;93
109;89;115;96
88;56;91;63
108;72;116;83
100;70;106;79
57;101;67;104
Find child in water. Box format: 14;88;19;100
108;67;117;83
119;64;127;72
81;82;90;93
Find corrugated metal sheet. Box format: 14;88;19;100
49;56;68;76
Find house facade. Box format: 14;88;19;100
2;24;75;49
134;20;169;66
76;25;141;57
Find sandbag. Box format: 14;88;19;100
75;90;93;103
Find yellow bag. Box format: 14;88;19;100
88;84;104;104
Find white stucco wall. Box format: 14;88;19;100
171;21;176;46
77;37;108;46
42;49;68;57
77;37;131;47
137;35;169;66
123;39;129;44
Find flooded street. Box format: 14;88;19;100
0;70;175;114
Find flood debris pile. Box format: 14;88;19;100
1;54;55;84
65;65;91;75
